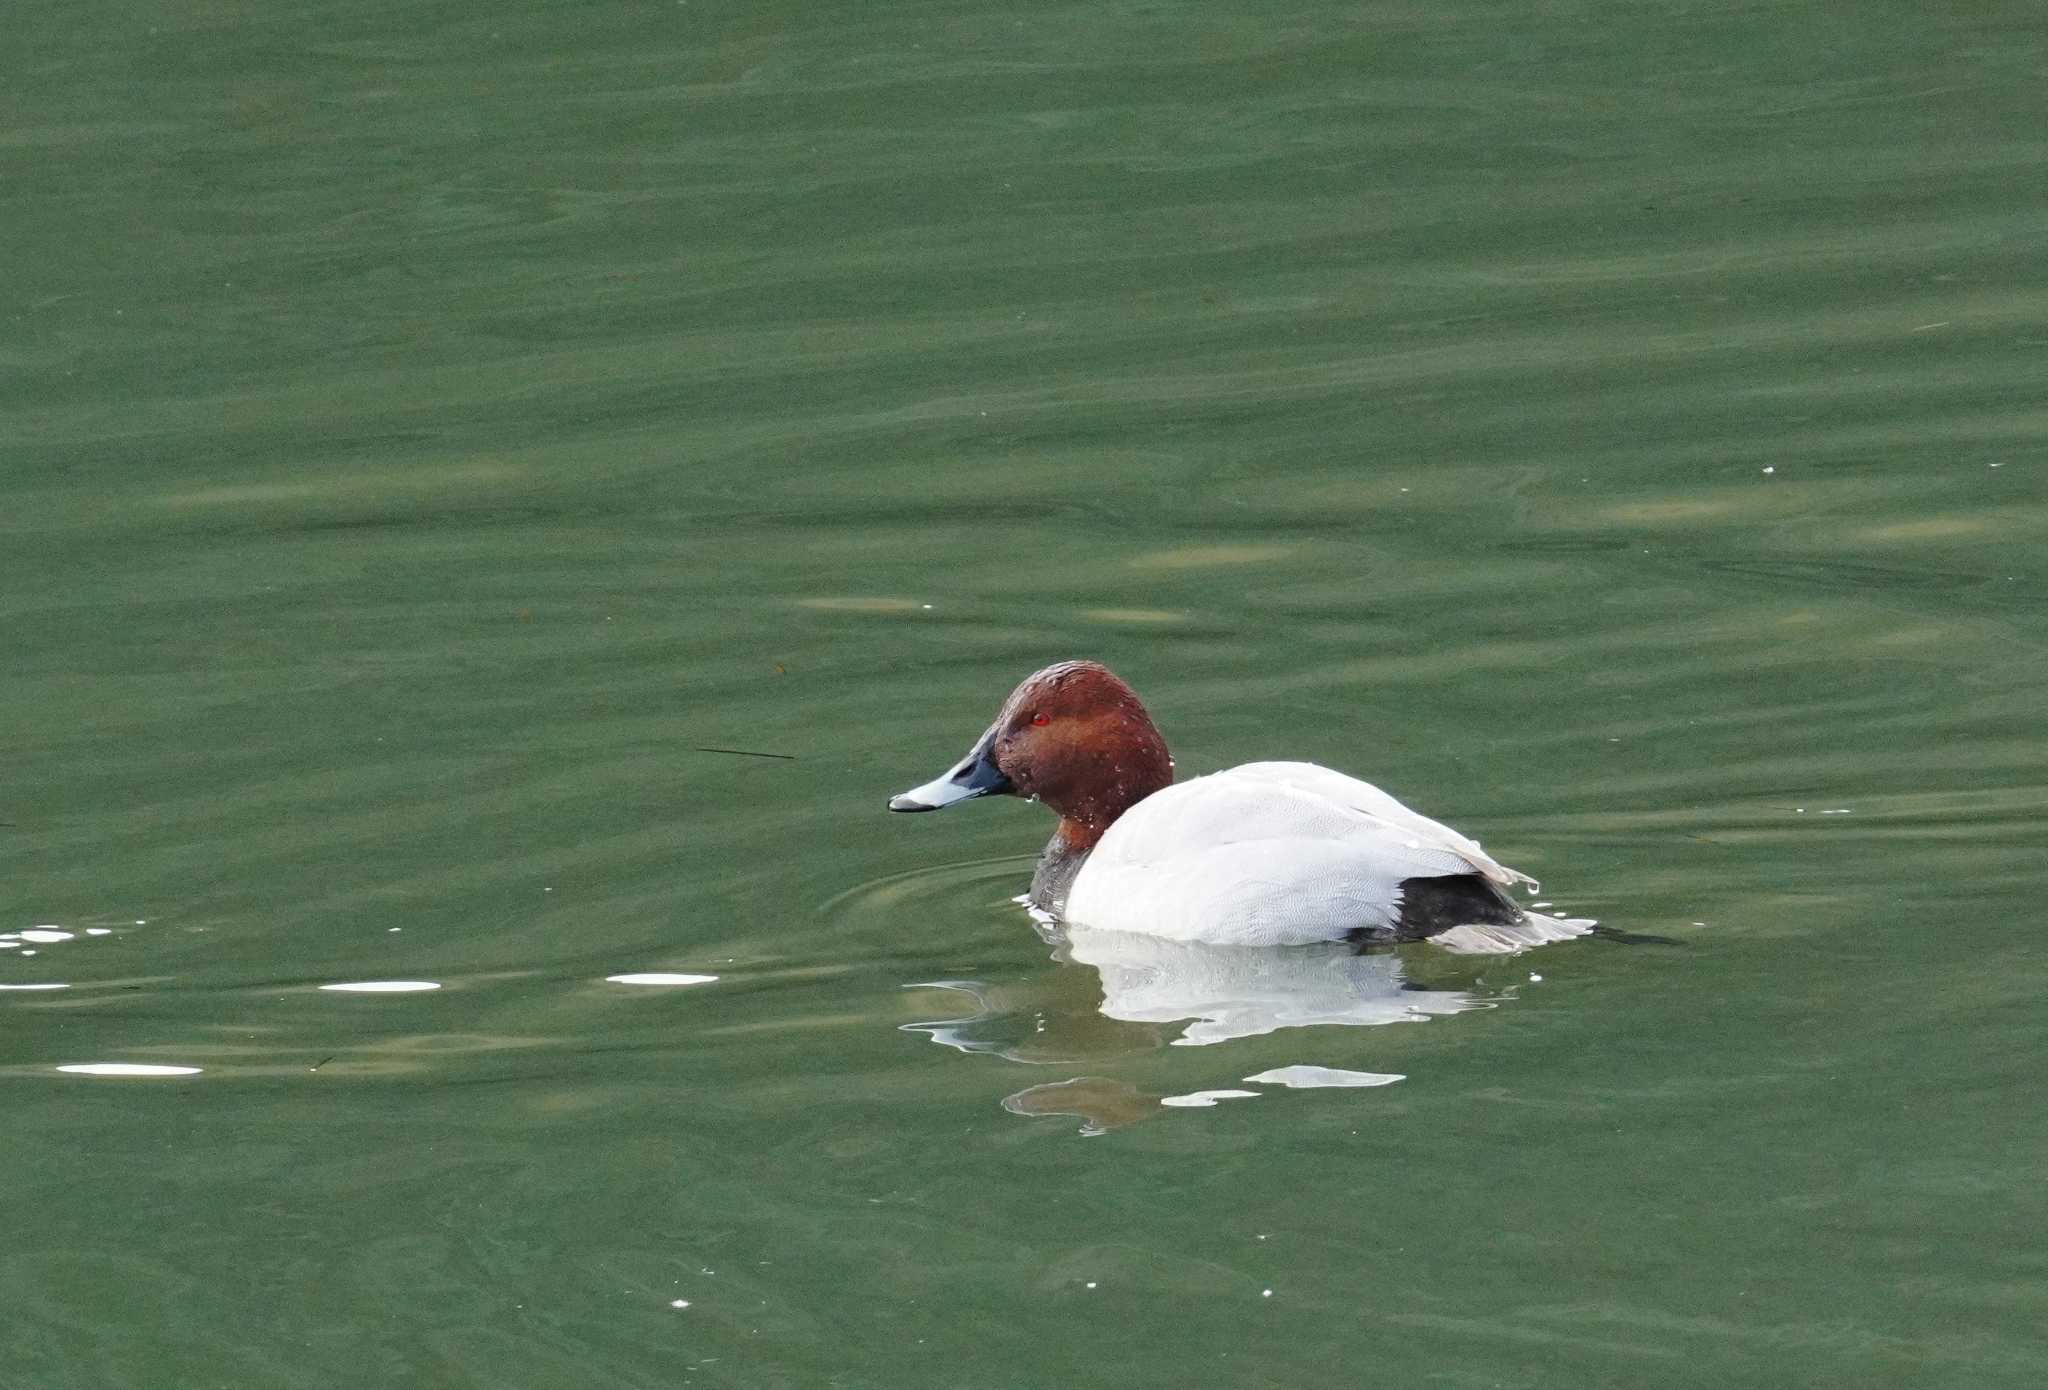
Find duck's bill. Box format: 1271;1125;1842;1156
888;725;1013;812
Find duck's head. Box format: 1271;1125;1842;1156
887;660;1174;847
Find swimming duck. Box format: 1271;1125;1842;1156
888;660;1590;950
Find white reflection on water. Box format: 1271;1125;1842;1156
318;980;442;993
4;922;123;954
56;1063;203;1077
1061;926;1479;1046
900;979;1006;1055
1160;1088;1260;1108
0;983;69;992
606;973;719;987
1243;1065;1404;1089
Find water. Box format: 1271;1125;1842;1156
7;1;2046;1384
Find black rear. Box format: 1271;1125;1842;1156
1347;872;1526;945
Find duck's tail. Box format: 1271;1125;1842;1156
1429;911;1597;955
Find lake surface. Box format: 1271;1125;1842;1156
6;1;2045;1385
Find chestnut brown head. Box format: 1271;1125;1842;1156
888;661;1174;847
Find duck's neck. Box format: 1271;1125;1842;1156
1029;822;1095;913
1029;797;1164;913
1028;694;1175;912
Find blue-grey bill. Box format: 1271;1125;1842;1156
887;725;1012;811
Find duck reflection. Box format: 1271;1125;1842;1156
902;922;1485;1056
1060;924;1478;1046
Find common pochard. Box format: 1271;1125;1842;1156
888;660;1591;951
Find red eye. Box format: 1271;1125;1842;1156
1030;712;1050;727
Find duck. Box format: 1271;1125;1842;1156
887;660;1591;951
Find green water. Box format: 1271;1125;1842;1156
7;1;2046;1384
